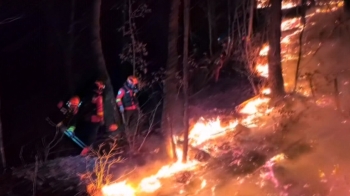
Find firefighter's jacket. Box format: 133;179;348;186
90;94;104;123
49;103;78;127
116;84;138;110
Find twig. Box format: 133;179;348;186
0;15;24;25
333;77;341;111
19;145;26;166
112;167;136;183
168;114;178;161
32;155;39;196
137;100;162;151
42;127;64;162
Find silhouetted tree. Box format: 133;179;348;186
45;0;76;95
88;0;117;129
182;0;190;163
345;0;350;14
267;0;285;98
0;98;6;170
206;0;217;56
162;0;181;161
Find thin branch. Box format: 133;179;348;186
0;15;24;25
137;99;162;151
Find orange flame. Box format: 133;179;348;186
101;118;239;196
189;117;238;147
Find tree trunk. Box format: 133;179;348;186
345;0;350;15
267;0;285;98
65;0;76;95
247;0;254;41
207;0;213;56
128;0;137;75
161;0;180;161
0;98;6;170
89;0;117;129
182;0;190;163
293;0;307;92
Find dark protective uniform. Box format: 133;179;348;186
116;83;140;136
46;99;80;129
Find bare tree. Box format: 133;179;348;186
0;98;6;170
88;0;118;129
267;0;285;98
162;0;181;161
293;0;307;92
45;0;77;94
129;0;137;75
206;0;217;56
229;0;260;95
119;1;150;78
182;0;190;163
247;0;255;41
64;0;76;94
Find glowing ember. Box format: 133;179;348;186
262;88;271;95
201;179;207;189
239;97;271;115
101;181;135;196
316;1;343;13
139;176;161;193
281;17;302;31
256;63;268;78
257;0;298;9
269;153;286;163
189;117;238;147
259;45;269;56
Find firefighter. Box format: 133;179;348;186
214;51;226;83
80;81;106;156
116;76;140;142
46;96;81;130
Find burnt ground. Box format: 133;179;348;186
0;76;255;196
189;75;256;119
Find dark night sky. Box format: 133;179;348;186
0;0;171;166
0;0;236;167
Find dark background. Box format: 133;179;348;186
0;0;175;167
0;0;221;167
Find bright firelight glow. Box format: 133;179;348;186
189;117;238;147
257;0;298;9
101;118;240;196
101;181;135;196
100;1;346;195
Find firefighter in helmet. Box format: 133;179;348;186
80;81;106;156
53;96;81;128
116;76;140;140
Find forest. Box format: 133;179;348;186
1;0;350;195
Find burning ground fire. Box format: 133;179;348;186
255;0;343;95
101;1;344;196
257;0;299;9
102;103;272;196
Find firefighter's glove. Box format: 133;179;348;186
67;126;76;133
56;122;63;128
119;106;124;113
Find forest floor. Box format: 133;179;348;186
0;76;254;196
